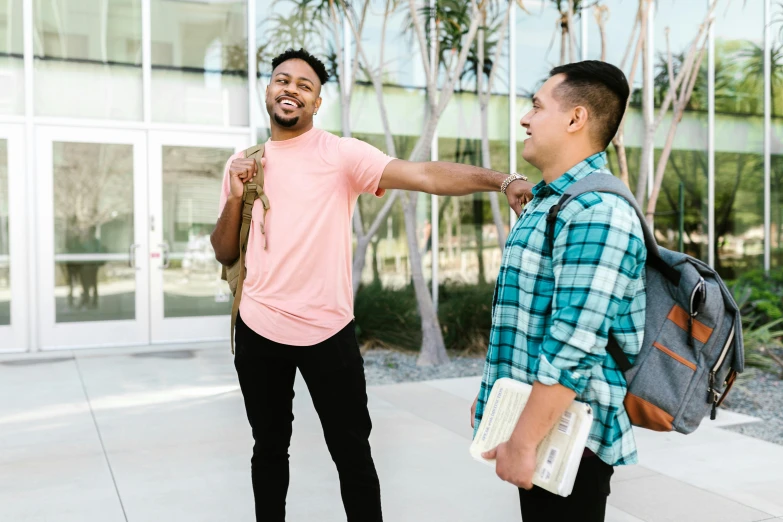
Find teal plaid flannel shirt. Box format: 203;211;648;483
474;152;647;466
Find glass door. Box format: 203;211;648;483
0;124;26;351
148;131;248;343
36;126;149;349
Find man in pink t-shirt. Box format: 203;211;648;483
211;49;533;522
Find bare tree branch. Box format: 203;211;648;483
408;0;435;106
567;0;577;63
594;4;609;63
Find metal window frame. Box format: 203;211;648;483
765;0;772;273
708;0;716;268
509;2;517;230
8;0;256;352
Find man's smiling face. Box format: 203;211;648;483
265;58;322;130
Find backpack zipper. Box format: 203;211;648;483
711;322;735;375
688;277;706;348
690;277;706;317
707;322;736;420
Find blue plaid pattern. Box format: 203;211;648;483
474;152;647;466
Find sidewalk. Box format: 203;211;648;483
0;345;781;522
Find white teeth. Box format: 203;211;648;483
281;99;297;107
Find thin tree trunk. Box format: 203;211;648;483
340;0;400;296
612;137;631;187
407;0;485;365
595;5;609;63
473;194;486;283
610;0;647;189
402;193;448;365
560;19;567;66
566;0;576;64
480;1;513;249
352;191;400;295
646;43;708;224
638;1;716;205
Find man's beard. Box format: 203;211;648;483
273;113;299;128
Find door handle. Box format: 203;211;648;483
129;243;140;270
159;242;171;269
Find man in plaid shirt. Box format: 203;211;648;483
472;61;647;521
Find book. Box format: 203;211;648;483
469;378;594;497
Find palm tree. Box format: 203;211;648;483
549;0;589;65
737;41;783;117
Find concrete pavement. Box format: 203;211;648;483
0;344;781;522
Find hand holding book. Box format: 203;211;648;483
470;378;594;497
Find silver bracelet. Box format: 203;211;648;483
501;173;528;194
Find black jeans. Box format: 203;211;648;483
234;314;382;522
518;455;614;522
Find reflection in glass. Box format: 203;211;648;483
162;146;233;318
0;0;24;115
713;1;764;279
0;140;9;325
53;142;135;323
33;0;142;120
645;1;709;262
439;136;508;285
151;0;248;126
353;133;416;290
774;156;783;268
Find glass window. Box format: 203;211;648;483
515;1;585;97
586;0;641;86
0;0;24;115
151;0;248;126
355;2;426;89
644;0;709;262
771;2;783;269
53;142;136;323
773;149;783;269
438;84;511;310
0;140;9;325
161;145;233;318
33;0;143;120
353;132;417;291
714;0;764;279
515;1;561;97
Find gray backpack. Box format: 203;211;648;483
546;174;744;434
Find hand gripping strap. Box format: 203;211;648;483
230;144;265;354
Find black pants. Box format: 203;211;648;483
518;455;614;521
234;314;382;522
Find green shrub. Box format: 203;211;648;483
729;269;783;326
436;282;494;353
730;269;783;374
354;282;420;349
354;281;495;353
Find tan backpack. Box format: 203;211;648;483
220;144;270;353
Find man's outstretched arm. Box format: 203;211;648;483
378;159;534;215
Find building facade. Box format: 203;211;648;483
0;0;779;352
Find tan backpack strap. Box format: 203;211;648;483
230;181;258;354
243;144;270;248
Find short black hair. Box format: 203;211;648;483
548;61;630;149
271;48;330;85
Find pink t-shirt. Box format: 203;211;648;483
218;127;394;346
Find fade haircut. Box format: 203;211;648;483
271;48;330;86
548;61;630;149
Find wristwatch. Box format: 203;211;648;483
501;173;528;194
